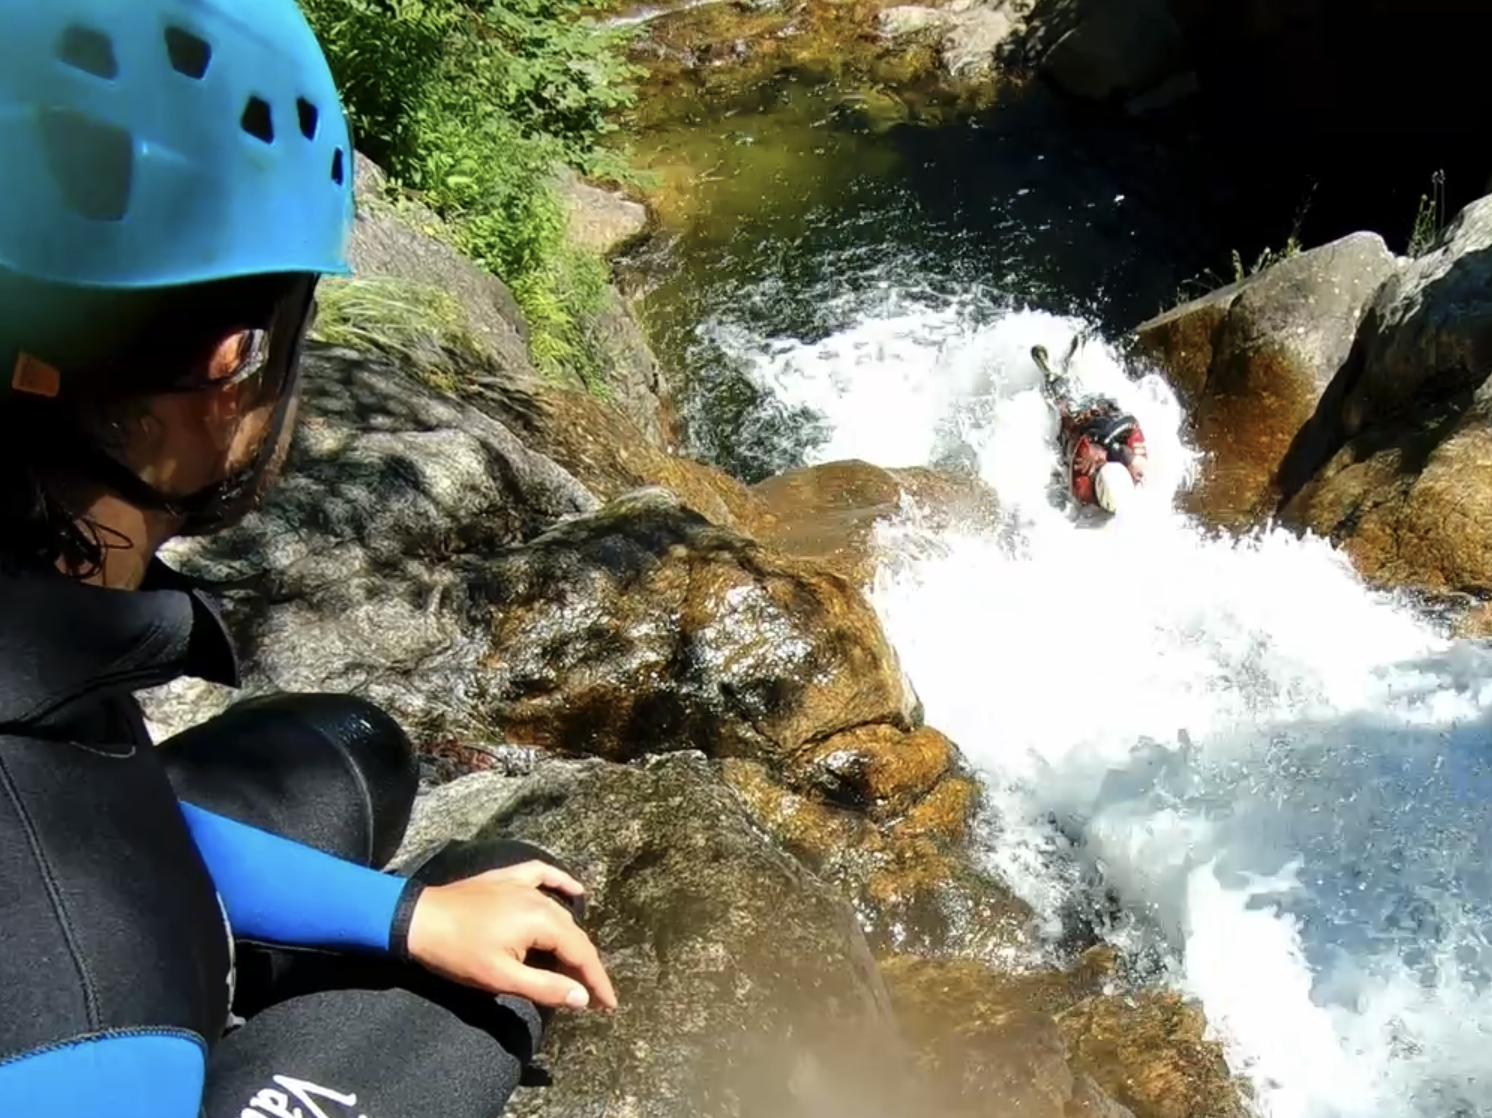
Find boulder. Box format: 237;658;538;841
1038;0;1188;103
1058;992;1248;1118
474;488;919;765
883;953;1136;1118
721;748;1032;957
555;167;650;258
138;344;598;744
1278;379;1492;593
750;460;1001;587
349;152;672;445
393;754;924;1118
478;377;770;533
1135;232;1398;525
349;152;532;379
1276;198;1492;593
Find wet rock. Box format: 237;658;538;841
1038;0;1188;103
1135;232;1398;526
721;750;1033;957
555;167;650;257
1278;380;1492;594
1058;992;1248;1118
588;285;681;450
137;345;599;744
883;953;1134;1118
395;754;924;1118
792;723;959;817
1276;199;1492;593
476;488;919;765
750;459;1001;586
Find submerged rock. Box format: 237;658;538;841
395;754;923;1118
1276;197;1492;594
1135;232;1398;526
884;953;1136;1118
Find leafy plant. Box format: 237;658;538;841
298;0;644;386
1406;169;1446;258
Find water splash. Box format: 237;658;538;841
710;294;1492;1118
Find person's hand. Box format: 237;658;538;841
405;861;618;1012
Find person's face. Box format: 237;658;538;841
117;326;302;501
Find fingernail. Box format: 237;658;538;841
566;986;590;1009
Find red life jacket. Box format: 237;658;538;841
1062;406;1146;506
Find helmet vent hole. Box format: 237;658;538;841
164;26;212;79
330;148;345;185
241;97;274;144
57;25;118;80
296;98;319;140
37;108;134;222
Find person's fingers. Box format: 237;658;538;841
488;956;593;1009
532;913;619;1010
487;860;586;897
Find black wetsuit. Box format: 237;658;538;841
0;561;571;1118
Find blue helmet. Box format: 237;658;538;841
0;0;354;291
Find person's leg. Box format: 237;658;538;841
157;691;419;868
156;692;421;1015
201;837;582;1118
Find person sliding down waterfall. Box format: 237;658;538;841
1032;341;1148;516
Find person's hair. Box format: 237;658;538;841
0;272;302;578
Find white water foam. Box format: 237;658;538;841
707;295;1492;1118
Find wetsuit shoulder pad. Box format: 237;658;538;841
0;1030;206;1118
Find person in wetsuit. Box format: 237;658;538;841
1031;342;1148;514
0;2;617;1116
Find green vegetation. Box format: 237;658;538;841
299;0;643;384
311;275;486;396
1406;169;1447;257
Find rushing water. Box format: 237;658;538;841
626;80;1492;1118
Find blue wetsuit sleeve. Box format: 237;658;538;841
179;802;413;953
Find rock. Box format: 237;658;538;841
351;153;671;445
587;285;680;450
1135;232;1398;525
1038;0;1188;102
479;376;770;532
940;6;1016;77
349;152;533;378
722;750;1033;957
879;5;946;38
396;754;925;1118
137;345;599;744
1335;196;1492;444
1275;199;1492;593
883;953;1135;1118
1279;379;1492;594
1058;992;1248;1118
750;460;1000;586
476;488;919;766
555;167;650;258
791;723;959;818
